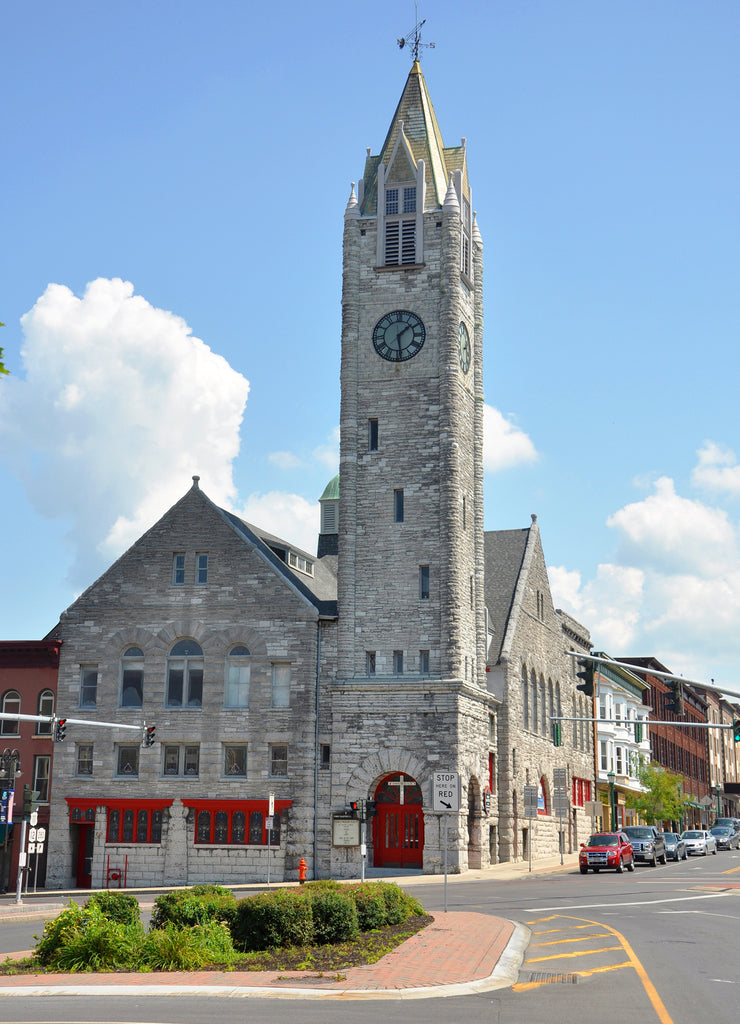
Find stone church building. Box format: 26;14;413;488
46;62;594;888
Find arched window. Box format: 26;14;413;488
232;811;246;844
167;640;203;708
36;689;54;735
214;810;229;844
249;811;264;844
0;691;20;735
121;647;144;708
225;645;250;708
197;810;211;843
522;665;529;730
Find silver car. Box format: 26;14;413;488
663;832;687;861
710;826;739;851
681;829;718;856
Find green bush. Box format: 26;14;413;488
231;889;314;952
309;889;359;945
347;883;388;931
85;890;140;925
302;878;341;893
34;903;144;972
141;921;239;971
150;885;237;931
376;882;423;924
34;902;85;967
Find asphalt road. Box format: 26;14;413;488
2;850;740;1024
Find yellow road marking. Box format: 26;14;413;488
527;944;623;963
721;864;740;874
532;922;600;934
513;960;631;991
516;914;674;1023
531;931;613;948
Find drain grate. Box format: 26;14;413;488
523;971;581;985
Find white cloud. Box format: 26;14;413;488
483;404;538;472
238;491;320;555
551;472;740;681
0;278;250;587
268;451;304;470
606;476;735;577
691;441;740;495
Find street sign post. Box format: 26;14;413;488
433;772;460;912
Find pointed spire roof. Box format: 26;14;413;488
360;61;468;216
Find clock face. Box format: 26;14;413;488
372;310;426;362
458;321;471;374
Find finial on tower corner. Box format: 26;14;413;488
531;513;538;523
192;475;200;489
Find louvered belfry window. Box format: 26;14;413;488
384;185;417;266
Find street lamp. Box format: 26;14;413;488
0;749;22;893
607;771;616;831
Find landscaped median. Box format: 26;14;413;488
1;882;431;975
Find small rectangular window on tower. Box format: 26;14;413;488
368;418;379;451
419;565;430;600
419;650;430;674
393;651;404;675
320;744;331;770
470;575;474;608
394;489;404;523
403;187;416;213
366;651;376;676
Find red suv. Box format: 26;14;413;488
579;832;635;874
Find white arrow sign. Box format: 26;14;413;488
433;772;460;812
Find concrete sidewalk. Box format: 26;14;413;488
0;853;579;1000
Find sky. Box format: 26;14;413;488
2;1;740;689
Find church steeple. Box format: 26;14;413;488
359;62;469;217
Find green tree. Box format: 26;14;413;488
625;760;688;825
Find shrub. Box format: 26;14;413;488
376;882;423;924
231;889;314;952
141;921;239;971
309;889;359;945
85;890;140;925
35;903;144;972
34;902;85;967
150;885;237;931
302;878;341;893
348;884;388;931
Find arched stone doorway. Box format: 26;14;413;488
372;772;424;868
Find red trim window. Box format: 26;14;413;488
571;778;592;808
66;798;173;844
183;799;292;847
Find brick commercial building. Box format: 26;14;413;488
46;62;596;888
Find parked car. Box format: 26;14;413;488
622;825;667;866
681;829;718;856
710;826;739;851
579;832;635;874
713;817;740;834
663;832;687;861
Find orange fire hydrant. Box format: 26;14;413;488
298;857;307;884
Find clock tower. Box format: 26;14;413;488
332;60;493;873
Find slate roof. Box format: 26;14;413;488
483;527;531;665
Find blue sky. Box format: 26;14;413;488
2;1;740;686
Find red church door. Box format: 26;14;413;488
372;772;424;869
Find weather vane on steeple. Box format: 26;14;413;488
397;3;435;62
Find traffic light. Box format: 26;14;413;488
22;785;40;819
665;680;683;716
143;725;156;747
366;800;378;819
733;720;740;743
349;801;360;819
54;718;67;743
575;658;594;697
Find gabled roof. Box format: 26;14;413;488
360;61;468;216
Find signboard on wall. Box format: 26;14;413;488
332;816;361;847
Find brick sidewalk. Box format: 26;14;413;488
0;912;520;997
